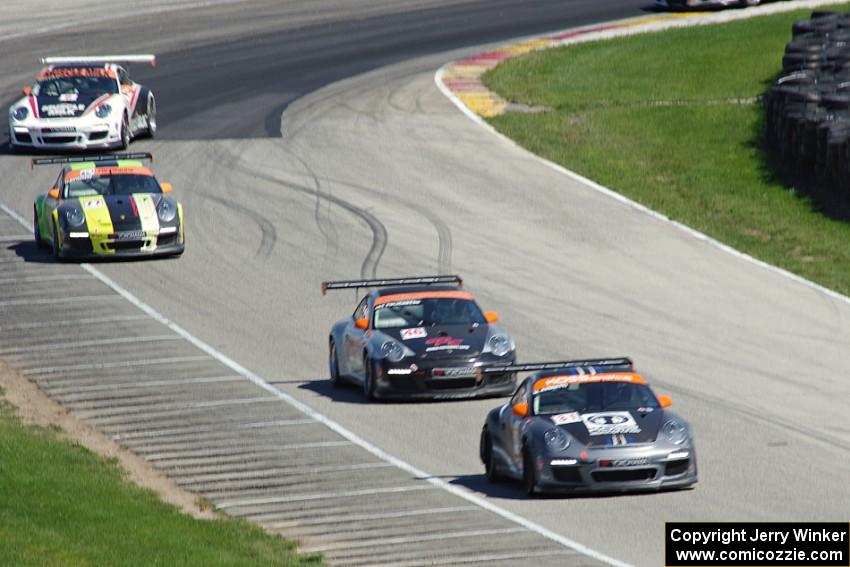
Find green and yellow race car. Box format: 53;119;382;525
33;152;184;259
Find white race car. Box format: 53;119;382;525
8;55;157;152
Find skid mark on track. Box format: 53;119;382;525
204;194;277;258
225;157;387;279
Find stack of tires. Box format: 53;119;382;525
766;10;850;193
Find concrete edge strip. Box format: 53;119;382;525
434;0;850;311
0;202;632;567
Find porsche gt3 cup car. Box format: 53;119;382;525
32;153;184;259
9;55;156;151
322;275;517;400
480;358;697;495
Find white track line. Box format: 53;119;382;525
0;200;633;567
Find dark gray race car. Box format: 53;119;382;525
480;358;697;495
322;275;517;401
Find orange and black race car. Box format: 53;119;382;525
322;275;517;400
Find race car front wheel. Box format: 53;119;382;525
120;114;130;149
146;95;157;137
523;448;538;496
33;207;45;247
329;341;343;388
51;223;61;260
363;356;377;401
481;429;503;483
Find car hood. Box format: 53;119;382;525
63;193;163;232
32;92;113;119
381;323;488;359
544;408;664;446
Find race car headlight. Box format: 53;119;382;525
158;198;177;223
94;103;112;118
662;419;688;445
64;207;85;227
487;334;514;356
544;428;571;452
380;339;413;363
11;106;28;121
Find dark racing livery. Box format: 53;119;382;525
32;153;184;259
480;358;697;495
322;275;517;400
9;55;157;151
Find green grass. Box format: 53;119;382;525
0;394;322;567
484;6;850;295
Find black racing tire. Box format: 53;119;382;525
363;355;377;401
119;113;130;149
481;429;503;483
523;447;538;497
146;94;157;138
51;221;61;260
329;340;343;388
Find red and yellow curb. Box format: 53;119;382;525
440;13;701;118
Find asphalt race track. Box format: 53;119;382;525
1;2;849;566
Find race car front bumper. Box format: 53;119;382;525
56;227;184;259
535;445;698;494
9;118;122;150
373;353;517;400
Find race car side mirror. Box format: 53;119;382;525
160;182;173;194
657;395;672;408
484;310;499;323
354;317;369;330
48;188;60;199
22;86;31;96
511;402;528;417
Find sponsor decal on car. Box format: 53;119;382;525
598;457;649;467
115;230;145;241
376;299;422;309
432;367;477;378
550;412;581;425
40;103;85;117
581;411;642;436
400;327;427;340
425;337;469;352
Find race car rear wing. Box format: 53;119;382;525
41;55;156;66
322;275;463;295
31;153;153;169
482;358;633;374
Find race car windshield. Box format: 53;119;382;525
65;174;161;198
533;382;660;415
373;298;486;329
34;76;118;97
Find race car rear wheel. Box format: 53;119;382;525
146;94;157;137
119;114;130;149
329;341;343;388
363;355;377;401
523;447;538;496
481;429;503;483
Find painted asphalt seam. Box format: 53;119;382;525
435;0;850;314
0;202;631;567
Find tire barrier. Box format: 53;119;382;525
766;10;850;194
